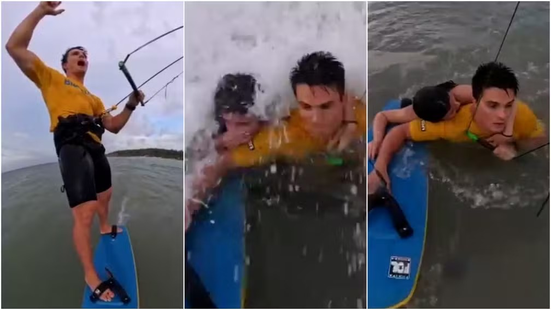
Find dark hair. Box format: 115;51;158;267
289;51;345;98
61;46;87;73
472;61;519;102
412;86;450;122
214;73;257;134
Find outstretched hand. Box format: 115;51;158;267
37;2;65;16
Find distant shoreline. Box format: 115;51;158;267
2;149;183;174
107;148;183;161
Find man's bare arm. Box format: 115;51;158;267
5;6;47;80
101;91;144;134
101;109;134;134
372;106;416;143
189;153;234;207
373;123;412;173
515;132;548;154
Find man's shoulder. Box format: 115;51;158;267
33;57;63;77
513;100;539;126
515;100;534;114
32;56;64;85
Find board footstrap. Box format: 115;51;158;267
89;268;131;305
369;186;414;238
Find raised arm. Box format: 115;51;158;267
5;2;64;82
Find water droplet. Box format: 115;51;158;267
234;265;239;282
210;220;215;224
270;164;277;174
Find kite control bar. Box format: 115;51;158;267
118;62;144;106
369;186;413;239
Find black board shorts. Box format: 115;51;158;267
58;143;112;208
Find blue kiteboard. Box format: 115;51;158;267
185;176;245;308
82;226;139;308
368;99;429;308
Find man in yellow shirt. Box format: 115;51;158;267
186;51;366;227
5;2;144;302
368;61;547;193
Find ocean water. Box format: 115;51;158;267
2;157;183;308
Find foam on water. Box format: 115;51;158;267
117;196;131;226
430;166;548;210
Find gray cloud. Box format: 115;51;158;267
1;1;183;172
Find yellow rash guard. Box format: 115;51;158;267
29;57;106;143
230;100;367;167
409;101;544;142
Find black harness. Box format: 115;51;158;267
53;113;105;156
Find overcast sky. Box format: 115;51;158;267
1;1;183;172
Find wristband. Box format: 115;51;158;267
125;103;136;111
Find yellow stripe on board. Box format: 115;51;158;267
127;228;140;308
387;178;429;309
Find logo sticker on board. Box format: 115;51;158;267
388;256;411;279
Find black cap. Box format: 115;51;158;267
214;73;257;133
412;86;450;122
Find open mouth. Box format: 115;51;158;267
77;60;86;67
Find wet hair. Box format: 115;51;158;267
61;46;87;73
412;86;451;122
213;73;257;134
472;61;519;102
290;51;346;98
